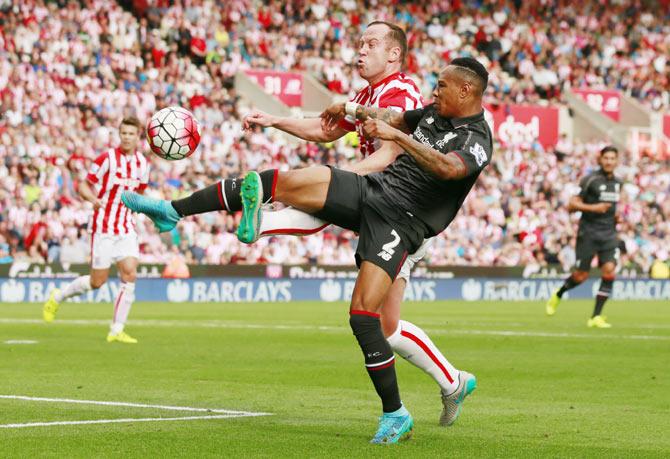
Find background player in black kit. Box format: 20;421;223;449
546;146;623;328
122;57;493;444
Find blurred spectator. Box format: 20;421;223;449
0;0;668;273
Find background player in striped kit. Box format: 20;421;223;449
43;117;150;344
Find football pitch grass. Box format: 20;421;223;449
1;299;668;458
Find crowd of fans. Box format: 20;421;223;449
0;0;669;274
123;0;670;110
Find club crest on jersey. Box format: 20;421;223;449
426;116;434;124
436;132;458;149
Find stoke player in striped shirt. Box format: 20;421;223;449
241;21;469;431
43;116;150;344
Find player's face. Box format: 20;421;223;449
357;24;398;84
599;151;618;174
433;69;463;118
433;67;477;117
119;124;141;153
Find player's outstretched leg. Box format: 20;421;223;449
43;275;94;322
440;371;477;426
107;281;138;344
237;171;264;243
587;272;614;328
121;192;181;233
547;271;587;316
387;320;468;426
42;288;61;322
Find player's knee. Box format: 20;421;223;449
349;311;379;337
573;271;589;283
120;272;137;283
381;319;399;338
90;278;106;289
601;265;616;280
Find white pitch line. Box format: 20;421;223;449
0;317;668;341
0;414;258;429
0;395;271;417
4;340;38;344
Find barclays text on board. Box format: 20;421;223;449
0;278;668;303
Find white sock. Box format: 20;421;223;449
110;282;135;334
387;320;460;395
56;275;92;302
259;207;328;237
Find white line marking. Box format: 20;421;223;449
0;414;256;429
0;395;271;416
0;318;668;341
4;340;38;344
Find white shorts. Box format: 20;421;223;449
91;233;140;269
397;237;433;283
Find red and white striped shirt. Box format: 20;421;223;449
340;72;424;157
86;148;150;235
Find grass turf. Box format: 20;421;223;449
1;299;668;458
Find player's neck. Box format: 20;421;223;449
453;101;483;119
119;146;134;155
600;168;614;179
366;68;401;88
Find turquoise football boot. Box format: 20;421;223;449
370;405;414;444
121;191;181;233
236;171;263;244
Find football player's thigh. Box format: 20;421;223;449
355;208;413;282
91;234;113;271
90;235;112;286
312;167;367;232
597;241;619;268
575;236;597;272
113;235;140;280
274;166;332;213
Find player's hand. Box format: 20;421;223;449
243;110;276;130
362;119;398;141
92;199;103;210
320;103;346;132
591;202;612;213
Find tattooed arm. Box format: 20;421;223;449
320;102;412;133
362;119;468;180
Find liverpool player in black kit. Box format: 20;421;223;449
122;57;493;444
546;146;622;328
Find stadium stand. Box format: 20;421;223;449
0;0;668;272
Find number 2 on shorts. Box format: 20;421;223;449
377;229;400;261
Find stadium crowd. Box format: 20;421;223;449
0;0;668;273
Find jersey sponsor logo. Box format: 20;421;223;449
468;142;487;166
412;127;434;148
377;230;401;262
598;191;620;202
436;132;458;149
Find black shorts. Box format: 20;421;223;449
313;167;423;280
575;236;620;271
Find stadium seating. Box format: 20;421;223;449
0;0;668;272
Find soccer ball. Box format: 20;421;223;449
146;106;201;160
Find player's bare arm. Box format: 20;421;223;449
344;142;403;175
363;118;468;180
568;196;611;214
78;180;103;210
320;102;410;133
244;109;347;143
